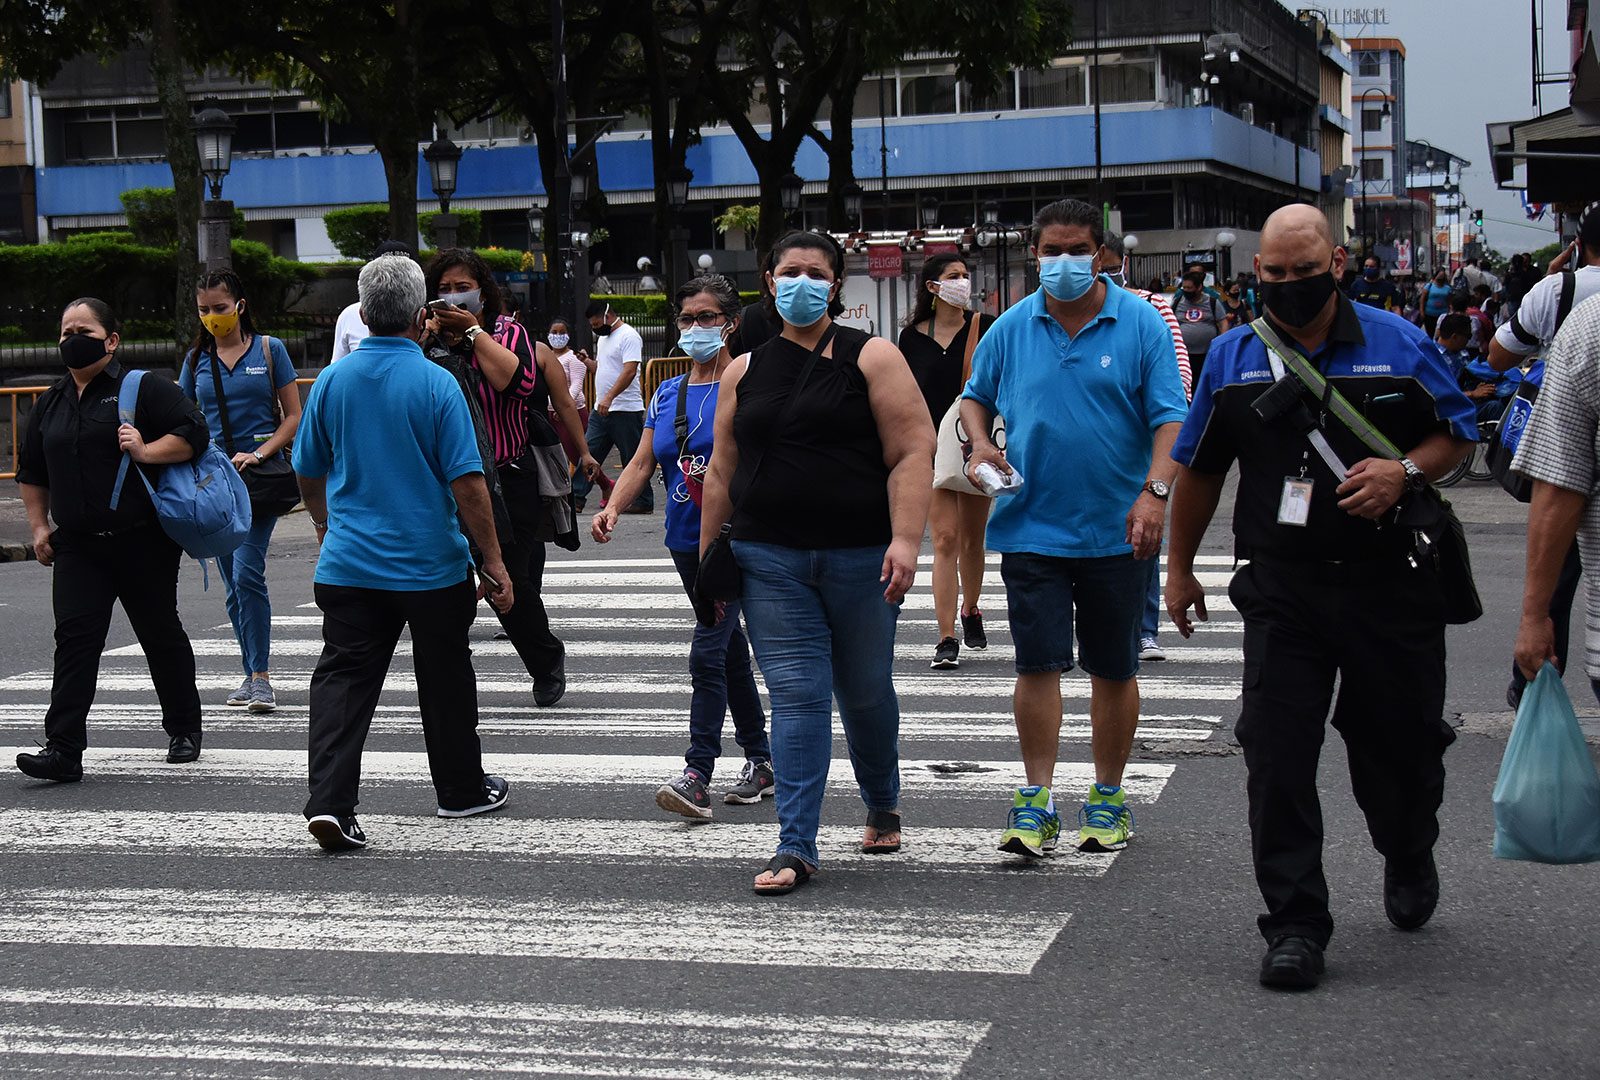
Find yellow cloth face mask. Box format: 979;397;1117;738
201;305;240;339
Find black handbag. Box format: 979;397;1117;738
208;340;301;519
695;325;836;611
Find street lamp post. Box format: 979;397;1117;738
424;130;464;250
779;172;803;227
1356;88;1390;259
666;165;693;301
918;195;939;232
1216;230;1237;282
843;181;865;232
976;199;1018;311
569;164;593;323
193;101;236;272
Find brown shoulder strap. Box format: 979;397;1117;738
961;314;982;383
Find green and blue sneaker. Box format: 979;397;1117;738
1078;783;1134;852
998;785;1061;858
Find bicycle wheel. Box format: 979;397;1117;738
1436;453;1471;488
1465;442;1494;482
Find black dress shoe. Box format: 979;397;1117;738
166;732;203;764
16;747;83;783
1385;853;1439;930
1259;935;1325;991
533;660;566;708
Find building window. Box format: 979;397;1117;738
900;65;958;117
1361;157;1385;180
0;86;11;120
1361;107;1386;132
1019;58;1087;109
1096;49;1158;105
1357;51;1380;77
963;74;1017;114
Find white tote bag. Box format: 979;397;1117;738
931;315;1003;494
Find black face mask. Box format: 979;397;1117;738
1260;269;1338;329
60;332;108;369
592;321;613;336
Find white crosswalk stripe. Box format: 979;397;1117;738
1;550;1245;1075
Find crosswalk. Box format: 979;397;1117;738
0;548;1247;1077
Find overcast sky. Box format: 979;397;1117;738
1321;0;1572;253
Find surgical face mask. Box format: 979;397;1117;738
935;278;971;309
592;320;613;336
678;325;727;363
438;289;482;315
60;331;108;370
1105;268;1127;288
1260;267;1338;328
1363;266;1380;280
1037;253;1098;303
200;303;240;340
548;333;570;349
774;275;832;327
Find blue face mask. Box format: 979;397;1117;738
678;326;726;362
1037;253;1098;302
774;276;832;327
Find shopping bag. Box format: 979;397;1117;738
1492;664;1600;863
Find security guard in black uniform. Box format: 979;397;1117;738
14;297;210;783
1164;205;1477;991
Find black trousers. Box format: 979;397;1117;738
490;461;563;680
45;524;201;754
1229;558;1456;948
305;578;484;818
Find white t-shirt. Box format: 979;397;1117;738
330;301;368;362
595;320;644;412
1494;264;1600;357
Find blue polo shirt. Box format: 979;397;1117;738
1173;296;1476;562
962;280;1190;558
293;335;484;590
179;334;298;451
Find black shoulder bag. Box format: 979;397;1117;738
207;338;301;519
1251;318;1482;625
694;325;836;612
1486;270;1573;503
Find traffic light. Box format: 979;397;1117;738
1474;209;1484;228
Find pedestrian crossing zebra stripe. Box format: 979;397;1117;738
0;887;1067;975
516;570;1243;589
278;591;1242;613
258;613;1250;635
0;988;992;1078
0;709;1220;743
0;748;1175;799
538;553;1242;569
0;809;1133;875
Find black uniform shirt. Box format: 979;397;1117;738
1172;294;1477;562
16;359;208;536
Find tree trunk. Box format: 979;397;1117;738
378;134;420;250
148;0;200;351
823;93;858;232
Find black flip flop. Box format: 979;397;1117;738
753;853;814;895
861;809;902;854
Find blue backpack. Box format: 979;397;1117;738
110;368;252;562
1487;271;1573;503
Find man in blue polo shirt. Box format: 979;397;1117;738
960;197;1189;859
293;253;516;853
1164;204;1475;991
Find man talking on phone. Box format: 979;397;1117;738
1164;204;1475;991
293;253;516;852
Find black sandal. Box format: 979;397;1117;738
753;853;814;895
861;809;902;854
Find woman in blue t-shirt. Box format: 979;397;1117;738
590;273;771;820
1421;270;1454;338
179;269;302;713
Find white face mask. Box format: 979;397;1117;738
548;333;570;349
935;278;971;310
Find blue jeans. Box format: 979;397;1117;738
669;548;769;780
572;409;649;508
218;514;279;675
733;540;902;868
1141;545;1162;641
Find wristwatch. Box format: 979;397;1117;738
1144;478;1171;500
250;450;264;464
1399;456;1427;493
463;325;484;345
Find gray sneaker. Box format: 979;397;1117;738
247;677;277;713
225;677;253;707
723;758;775;804
657;772;714;819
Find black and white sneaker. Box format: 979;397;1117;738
724;758;775;804
961;609;988;650
931;636;960;669
656;772;714;819
438;775;510;818
307;814;367;851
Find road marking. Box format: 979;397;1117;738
0;809;1133;874
0;747;1174;799
282;591;1240;613
0;987;992;1079
0;887;1068;975
538;553;1238;570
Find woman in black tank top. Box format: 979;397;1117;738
699;231;937;894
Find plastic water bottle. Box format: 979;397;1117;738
973;462;1024;497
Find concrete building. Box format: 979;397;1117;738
1301;10;1354;250
0;80;39;244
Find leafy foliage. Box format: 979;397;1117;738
714;206;761;235
121;187;244;246
322;205;392;261
420;209;484;250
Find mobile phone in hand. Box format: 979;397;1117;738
480;568;503;592
427;300;457;315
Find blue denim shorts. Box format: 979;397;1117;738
1000;551;1147;679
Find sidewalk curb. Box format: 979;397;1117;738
0;542;34;563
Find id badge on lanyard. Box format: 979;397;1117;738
1278;474;1313;526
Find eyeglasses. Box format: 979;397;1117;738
674;312;729;330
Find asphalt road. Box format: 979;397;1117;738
0;474;1594;1079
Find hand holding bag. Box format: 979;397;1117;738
1492;663;1600;863
207;338;301;519
695;325;836;611
932;314;1004;494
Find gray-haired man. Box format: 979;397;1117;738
293;254;515;851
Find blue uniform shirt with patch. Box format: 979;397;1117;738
962;280;1190;558
1173;296;1476;562
179;334;298;450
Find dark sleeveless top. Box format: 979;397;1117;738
730;324;892;549
897;312;995;424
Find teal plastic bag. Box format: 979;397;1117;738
1492;664;1600;863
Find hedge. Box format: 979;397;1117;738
323;206;487;259
120;187;245;246
419;209;483;250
